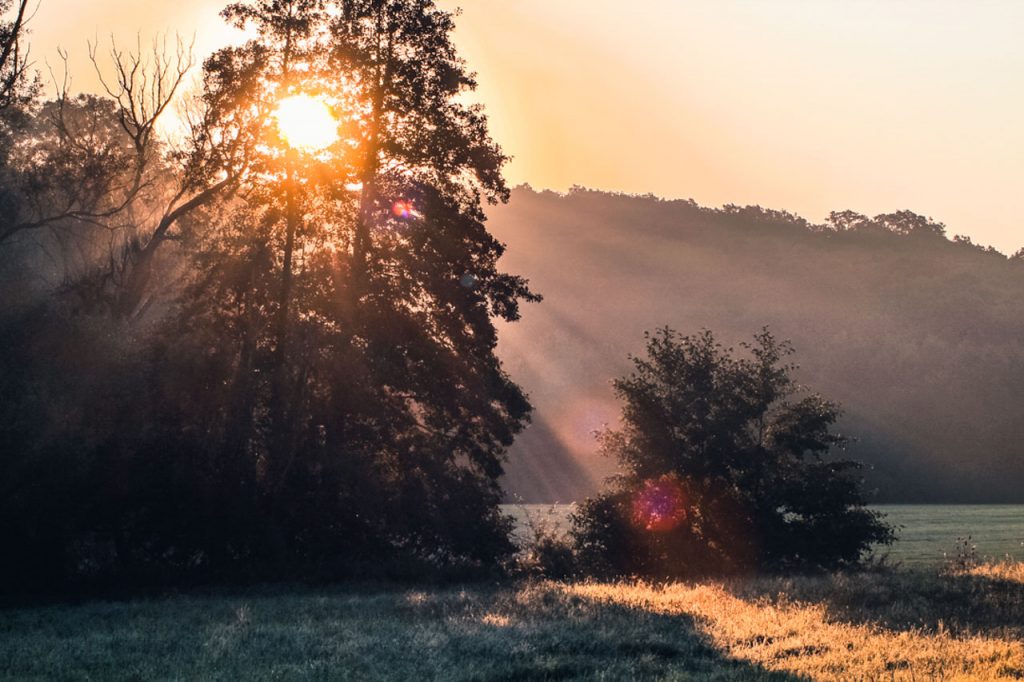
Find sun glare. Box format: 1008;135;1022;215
273;94;339;152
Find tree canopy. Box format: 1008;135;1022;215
0;0;539;593
573;328;893;576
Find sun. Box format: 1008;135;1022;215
273;94;339;152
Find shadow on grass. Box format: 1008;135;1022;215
0;583;807;681
726;568;1024;638
411;586;807;681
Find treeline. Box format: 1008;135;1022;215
2;0;1004;596
493;187;1024;504
0;1;539;594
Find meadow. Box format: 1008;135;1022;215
3;563;1024;681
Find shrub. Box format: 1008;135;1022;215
572;328;894;576
512;506;579;580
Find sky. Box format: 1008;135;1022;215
22;0;1024;254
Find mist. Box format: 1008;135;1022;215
494;187;1024;504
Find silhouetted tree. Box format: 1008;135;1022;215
0;0;35;261
0;34;249;321
0;0;33;111
573;328;893;576
823;209;944;237
874;210;945;238
0;95;167;298
169;0;541;569
825;209;869;232
0;0;539;593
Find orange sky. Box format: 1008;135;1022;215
22;0;1024;254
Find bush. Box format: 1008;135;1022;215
512;506;579;580
572;328;894;577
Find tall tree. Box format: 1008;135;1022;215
0;0;539;592
152;0;540;569
0;0;32;112
0;0;35;260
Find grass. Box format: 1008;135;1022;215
966;561;1024;585
2;564;1024;681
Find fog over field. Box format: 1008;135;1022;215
492;187;1024;504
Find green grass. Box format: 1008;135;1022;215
3;565;1024;680
0;584;787;681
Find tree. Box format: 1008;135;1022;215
197;0;536;561
824;209;944;238
0;0;539;592
0;37;246;319
874;210;945;238
573;328;893;576
0;0;35;259
825;210;869;233
0;0;33;112
138;0;545;574
0;38;215;314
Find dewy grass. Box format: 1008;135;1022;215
3;564;1024;680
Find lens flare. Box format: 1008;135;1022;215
631;477;687;532
392;200;414;219
273;94;339;152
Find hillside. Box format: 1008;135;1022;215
492;187;1024;503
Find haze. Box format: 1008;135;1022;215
27;0;1024;254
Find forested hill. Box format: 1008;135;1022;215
491;187;1024;504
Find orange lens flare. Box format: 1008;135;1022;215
392;200;415;219
631;477;687;532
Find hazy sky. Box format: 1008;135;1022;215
24;0;1024;253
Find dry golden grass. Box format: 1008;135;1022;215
563;569;1024;682
964;561;1024;585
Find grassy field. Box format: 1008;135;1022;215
2;564;1024;681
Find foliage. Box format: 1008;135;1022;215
0;0;34;112
0;34;227;318
573;328;894;576
0;0;538;593
0;0;35;257
824;208;946;237
511;505;579;580
0;96;167;291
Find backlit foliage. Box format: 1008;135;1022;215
0;0;539;591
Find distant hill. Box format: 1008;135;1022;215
491;187;1024;504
